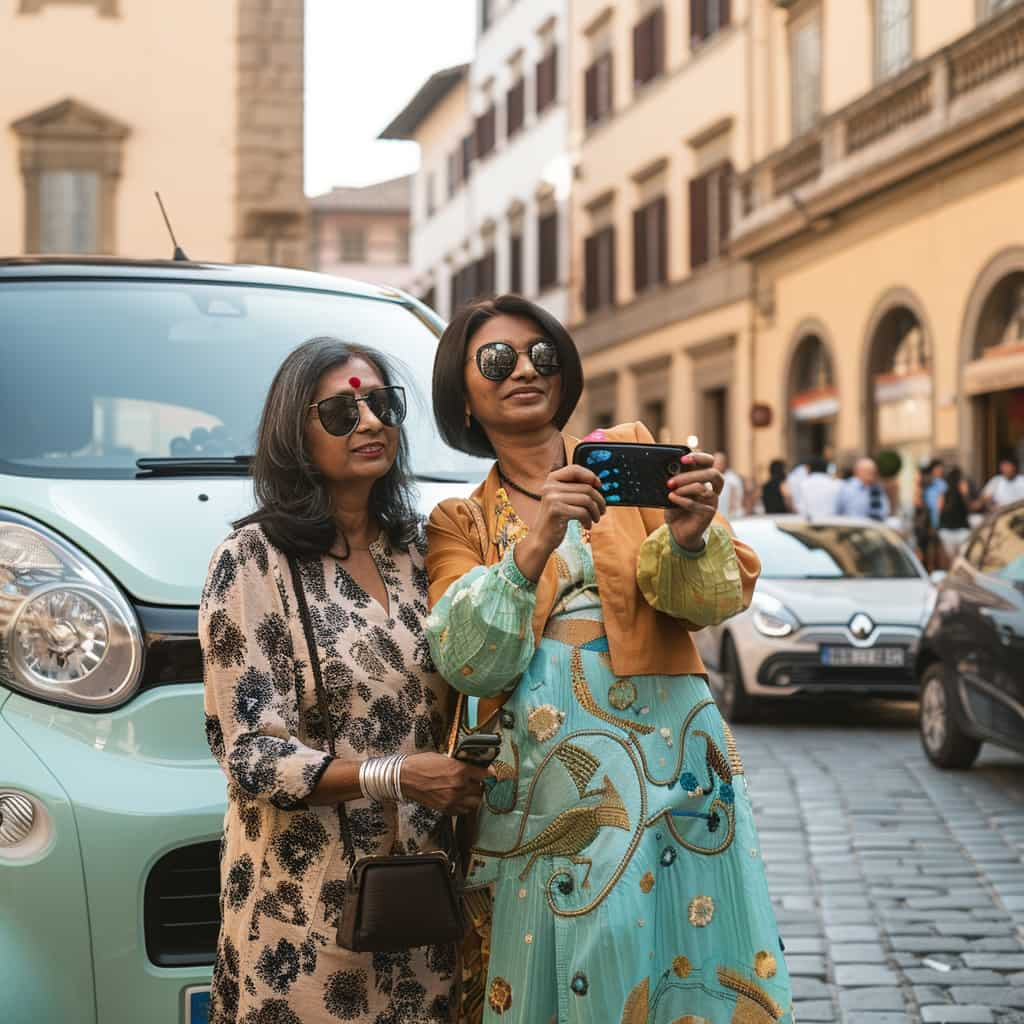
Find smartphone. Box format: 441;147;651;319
573;441;692;509
452;732;502;766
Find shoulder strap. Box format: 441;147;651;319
286;554;356;866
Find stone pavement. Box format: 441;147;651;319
734;699;1024;1024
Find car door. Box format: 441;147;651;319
971;504;1024;751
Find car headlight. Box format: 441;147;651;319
0;511;142;710
751;593;800;638
920;585;938;627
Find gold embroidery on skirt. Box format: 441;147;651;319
717;966;784;1020
723;720;746;775
571;648;654;735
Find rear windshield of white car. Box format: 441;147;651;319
736;521;921;579
0;279;490;481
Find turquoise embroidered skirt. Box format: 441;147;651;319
463;624;794;1024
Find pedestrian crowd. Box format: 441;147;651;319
711;446;1024;570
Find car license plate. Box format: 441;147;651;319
184;987;210;1024
820;646;905;668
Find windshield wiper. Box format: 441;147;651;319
136;456;252;478
414;472;475;484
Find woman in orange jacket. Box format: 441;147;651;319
425;295;793;1024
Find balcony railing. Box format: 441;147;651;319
735;3;1024;253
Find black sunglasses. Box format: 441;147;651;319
309;386;407;437
474;340;562;382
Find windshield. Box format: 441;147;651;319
735;520;922;580
0;279;489;481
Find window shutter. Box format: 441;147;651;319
633;205;648;293
479;251;496;296
655;195;668;285
548;46;558;107
633;18;648;85
599;52;613;120
720;0;731;29
607;226;617;308
584;234;598;312
536;54;547;113
652;6;666;77
462;134;474;181
510;234;523;294
689;173;710;269
718;162;733;253
538;210;558;290
691;0;707;44
585;62;598;125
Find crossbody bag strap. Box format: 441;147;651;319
286;554;357;867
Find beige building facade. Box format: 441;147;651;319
569;0;1024;500
1;0;306;267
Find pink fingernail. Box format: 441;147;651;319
681;455;696;465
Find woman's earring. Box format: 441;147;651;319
465;408;472;429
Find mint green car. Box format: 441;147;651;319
0;259;483;1024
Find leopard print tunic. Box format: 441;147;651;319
199;523;456;1024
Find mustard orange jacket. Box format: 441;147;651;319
426;422;760;679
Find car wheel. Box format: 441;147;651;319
919;662;981;770
711;635;755;723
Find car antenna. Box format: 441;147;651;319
154;191;189;261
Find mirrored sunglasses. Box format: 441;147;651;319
475;340;562;382
309;385;407;437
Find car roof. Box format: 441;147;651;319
0;256;412;304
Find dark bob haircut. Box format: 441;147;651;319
432;294;584;458
235;336;418;559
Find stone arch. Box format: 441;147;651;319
958;246;1024;479
783;317;839;464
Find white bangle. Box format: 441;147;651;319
359;754;408;803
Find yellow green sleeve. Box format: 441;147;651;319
425;545;537;698
636;523;744;626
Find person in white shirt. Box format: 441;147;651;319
796;457;842;520
714;450;746;519
981;456;1024;509
786;461;809;513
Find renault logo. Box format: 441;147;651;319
849;613;875;640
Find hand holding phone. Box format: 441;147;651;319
452;732;502;767
572;442;693;509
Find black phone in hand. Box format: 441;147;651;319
452;733;501;766
573;441;692;509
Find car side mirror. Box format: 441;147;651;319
930;570;947;585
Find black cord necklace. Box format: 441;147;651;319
497;443;567;502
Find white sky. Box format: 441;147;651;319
304;0;476;197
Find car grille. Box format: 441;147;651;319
757;652;915;690
144;841;221;967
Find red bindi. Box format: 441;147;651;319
348;376;361;389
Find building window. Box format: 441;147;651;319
14;97;129;255
447;151;460;198
397;226;411;263
633;195;667;294
875;0;912;81
509;233;523;294
536;46;558;115
461;133;475;182
538;211;559;291
506;77;526;139
38;171;99;253
480;0;493;33
689;162;732;270
690;0;731;47
426;172;436;217
584;52;614;128
477;249;497;297
584;226;617;313
790;11;822;136
633;7;665;89
340;228;367;262
475;104;497;160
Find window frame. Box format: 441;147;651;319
584;50;614;128
633;194;668;294
633;6;666;90
537;209;559;292
688;161;733;271
339;227;368;263
584;224;617;313
690;0;732;48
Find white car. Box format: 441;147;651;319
696;516;936;720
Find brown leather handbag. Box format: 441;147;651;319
287;555;466;953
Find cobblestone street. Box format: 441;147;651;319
736;699;1024;1024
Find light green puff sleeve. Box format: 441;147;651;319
425;545;538;698
636;523;745;626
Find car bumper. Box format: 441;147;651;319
722;619;922;699
1;683;225;1024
